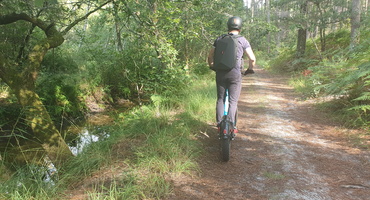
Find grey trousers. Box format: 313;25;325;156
216;69;242;126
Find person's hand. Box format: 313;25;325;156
244;68;255;75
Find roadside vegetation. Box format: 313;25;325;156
0;69;216;199
267;16;370;149
270;26;370;129
1;0;369;199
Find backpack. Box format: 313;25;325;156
213;34;242;71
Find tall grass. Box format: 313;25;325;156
0;72;217;199
80;73;216;199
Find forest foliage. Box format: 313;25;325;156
268;0;370;126
0;0;370;199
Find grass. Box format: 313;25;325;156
0;72;216;199
288;75;318;99
0;164;60;200
346;132;370;150
263;171;286;180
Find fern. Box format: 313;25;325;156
316;61;370;97
354;92;370;101
349;63;370;114
350;105;370;113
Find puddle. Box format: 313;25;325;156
65;113;114;155
41;113;114;183
69;128;110;155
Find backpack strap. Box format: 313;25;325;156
221;34;242;38
219;34;229;40
231;34;243;39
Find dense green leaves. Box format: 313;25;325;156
1;0;370;199
1;0;368;129
35;0;58;7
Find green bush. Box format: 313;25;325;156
37;48;85;121
288;27;370;127
269;47;295;72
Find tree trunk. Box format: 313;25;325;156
296;1;308;58
320;27;326;52
113;1;123;51
315;2;326;52
350;0;361;50
0;15;74;168
297;29;307;57
266;0;271;54
0;53;74;168
13;86;74;167
251;0;255;22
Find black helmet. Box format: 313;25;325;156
227;16;242;31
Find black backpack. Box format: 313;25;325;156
213;34;242;71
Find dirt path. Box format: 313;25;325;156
167;67;370;200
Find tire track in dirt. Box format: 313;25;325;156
167;66;370;200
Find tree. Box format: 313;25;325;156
266;0;271;54
0;0;112;169
296;1;308;58
350;0;361;50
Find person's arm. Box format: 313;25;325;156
243;47;256;74
207;47;215;68
245;47;256;70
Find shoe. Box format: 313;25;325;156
217;124;222;138
244;69;255;75
231;128;238;140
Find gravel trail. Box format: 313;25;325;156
167;66;370;200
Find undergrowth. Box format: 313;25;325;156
0;72;216;199
271;27;370;129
